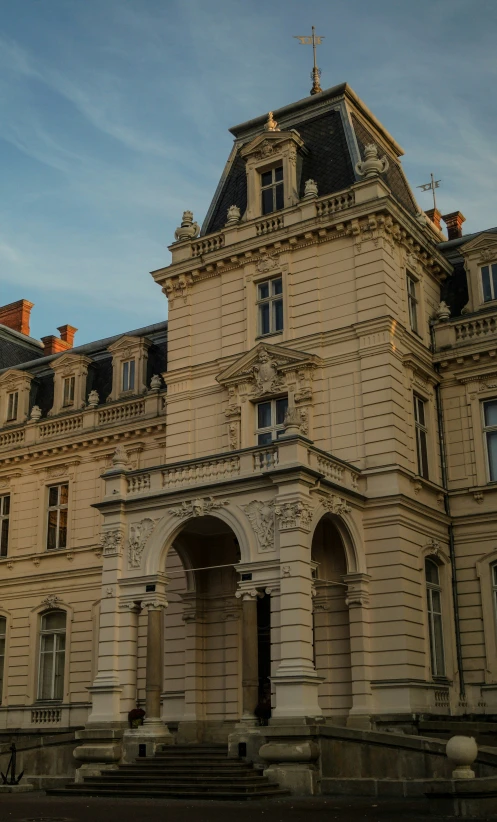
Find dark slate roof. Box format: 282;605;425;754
0;324;44;370
202;83;417;236
438;227;497;318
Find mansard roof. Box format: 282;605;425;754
439;227;497;318
0;323;44;370
202;82;419;236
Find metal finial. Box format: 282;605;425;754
294;25;324;95
417;173;441;211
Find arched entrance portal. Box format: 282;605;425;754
311;514;352;719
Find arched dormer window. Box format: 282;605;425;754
38;611;66;701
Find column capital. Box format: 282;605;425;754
344;572;371;608
142;594;168;611
274;498;313;532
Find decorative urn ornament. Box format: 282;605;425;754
446;735;478;779
30;405;42;421
87;389;99;407
149;374;162;391
174;210;200;242
303;179;319;199
264;111;280;132
436;301;451;322
225;205;241;226
355;143;389;178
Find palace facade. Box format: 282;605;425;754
1;83;497;787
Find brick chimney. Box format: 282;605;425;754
41;325;77;356
442;211;466;240
425;208;442;231
0;299;34;336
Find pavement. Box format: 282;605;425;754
0;792;493;822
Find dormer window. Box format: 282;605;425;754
62;376;75;408
261;166;284;215
6;391;18;422
122;360;135;393
482;263;497;302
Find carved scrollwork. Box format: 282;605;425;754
243;500;275;552
41;594;60;610
275;500;313;531
169;496;229;519
128;517;159;569
323;494;351;516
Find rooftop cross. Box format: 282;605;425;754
417;173;441;211
294;26;324;96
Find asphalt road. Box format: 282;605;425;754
0;792;492;822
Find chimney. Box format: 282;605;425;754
41;325;77;356
442;211;466;240
0;299;34;336
57;324;77;347
425;208;442;231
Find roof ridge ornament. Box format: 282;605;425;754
264;112;280;132
294;25;324;95
355;143;389;179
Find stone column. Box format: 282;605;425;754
240;591;259;720
144;602;165;724
179;593;206;743
344;572;373;729
272;498;322;720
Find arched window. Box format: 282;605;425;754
425;559;445;678
0;616;6;704
38;611;66;701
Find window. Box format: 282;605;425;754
62;376;75;407
0;495;10;558
425;559;446;678
482;263;497;303
483;399;497;482
256;397;288;445
261;166;284;215
38;611;66;701
414;394;429;479
122;360;135;392
6;391;18;422
47;484;68;551
0;616;5;704
407;274;419;334
492;565;497;631
257;278;283;336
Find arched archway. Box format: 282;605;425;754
311;514;352;719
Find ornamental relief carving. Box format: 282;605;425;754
243;500;275;552
169;496;229;519
322;494;351;515
41;594;60;609
100;528;125;556
252;349;285;397
128;517;159;569
275;500;313;531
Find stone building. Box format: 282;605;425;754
0;82;496;789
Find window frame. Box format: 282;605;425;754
425;558;446;679
492;564;497;634
256;276;284;338
255;396;288;445
413;393;429;479
6;391;18;423
0;495;10;558
37;611;66;702
0;615;6;705
62;375;75;408
481;262;497;303
122;359;136;393
46;484;69;552
406;272;420;335
483;398;497;483
260;165;284;216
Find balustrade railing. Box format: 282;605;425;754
253;447;279;471
0;428;24;448
316;191;355;219
31;707;61;724
191;233;225;257
39;416;83;438
316;454;345;484
255;215;284;236
163;455;240;489
127;474;151;494
98;400;145;425
455;315;497;342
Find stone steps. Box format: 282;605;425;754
47;743;288;800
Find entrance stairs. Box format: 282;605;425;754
48;744;288;800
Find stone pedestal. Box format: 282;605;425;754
0;783;34;793
73;728;123;784
260;739;320;795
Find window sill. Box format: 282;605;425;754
255;331;283;341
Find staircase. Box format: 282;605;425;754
48;744;288;800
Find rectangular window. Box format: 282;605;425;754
414;394;429;479
256;397;288;445
261;166;284;215
0;616;5;704
407;273;419;334
493;565;497;633
425;559;446;678
38;611;66;701
62;376;75;407
482;263;497;302
257;277;283;336
483;399;497;482
6;391;18;422
122;360;135;392
0;495;10;558
46;484;68;551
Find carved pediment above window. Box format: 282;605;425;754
240;130;304;163
461;232;497;264
217;342;319;402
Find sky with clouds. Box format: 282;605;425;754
0;0;495;344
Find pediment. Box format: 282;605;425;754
50;352;92;372
461;232;497;260
240;130;304;161
217;342;319;399
107;335;151;355
0;368;33;389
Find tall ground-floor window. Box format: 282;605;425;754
0;616;5;703
38;611;66;701
425;559;445;678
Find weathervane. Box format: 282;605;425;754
294;26;324;95
417;173;441;211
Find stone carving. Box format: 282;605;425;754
30;405;42;421
283;405;301;435
254;140;275;160
149;374;162;391
87;389;99;408
243;500;275;552
435;301;451;322
294;368;313;403
252;349;285;397
174;210;200;242
323;495;351;516
474;492;484;504
170;496;229;519
478;248;496;264
228;422;239;450
111;446;128;471
281;565;291;577
275;500;313;531
128;517;158;569
100;529;125;556
46;465;69;479
41;594;60;609
256;252;279;273
225;205;241;226
162;273;193;305
355;143;389;178
303;179;318;199
264;111;280;132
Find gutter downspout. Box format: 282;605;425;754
431;323;466;704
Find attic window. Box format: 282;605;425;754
482;264;497;303
62;376;75;407
261;167;284;215
6;392;18;422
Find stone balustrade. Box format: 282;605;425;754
255;215;284;236
39;415;84;438
31;707;62;724
316;191;355;218
191;233;225;257
434;307;497;352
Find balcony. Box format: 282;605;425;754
434;307;497;354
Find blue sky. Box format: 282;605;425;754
0;0;495;344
